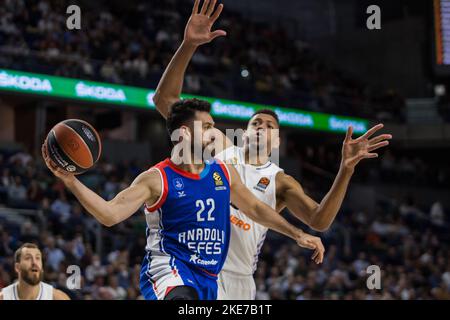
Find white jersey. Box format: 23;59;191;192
1;281;54;300
215;145;283;276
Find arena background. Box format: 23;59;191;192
0;0;449;300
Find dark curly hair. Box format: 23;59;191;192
166;98;212;136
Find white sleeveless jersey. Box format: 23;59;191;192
1;281;54;300
215;145;283;276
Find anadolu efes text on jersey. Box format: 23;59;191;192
143;158;231;277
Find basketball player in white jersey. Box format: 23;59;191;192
151;0;392;299
0;243;70;300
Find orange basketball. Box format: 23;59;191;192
46;119;102;174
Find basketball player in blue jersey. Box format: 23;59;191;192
42;103;325;300
152;0;392;299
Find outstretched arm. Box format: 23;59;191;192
228;164;324;264
42;143;161;227
153;0;226;119
278;123;392;232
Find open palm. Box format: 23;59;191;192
184;0;226;46
342;124;392;169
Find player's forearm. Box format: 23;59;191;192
153;41;198;118
310;164;353;231
64;178;118;226
251;202;302;240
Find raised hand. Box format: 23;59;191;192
184;0;226;47
341;123;392;170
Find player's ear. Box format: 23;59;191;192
180;126;191;140
14;262;20;274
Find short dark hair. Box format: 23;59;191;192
250;109;280;126
166;98;212;136
14;243;40;263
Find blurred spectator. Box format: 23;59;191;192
0;145;448;300
0;0;407;121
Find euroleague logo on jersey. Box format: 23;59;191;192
213;172;227;191
213;172;223;186
254;177;270;192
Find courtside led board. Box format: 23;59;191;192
0;68;368;134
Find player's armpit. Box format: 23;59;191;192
53;289;70;300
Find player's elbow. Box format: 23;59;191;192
152;93;176;117
309;220;330;232
97;209;119;227
101;219;116;227
152;91;162;107
102;213;121;227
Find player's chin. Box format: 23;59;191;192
202;143;216;158
24;272;42;285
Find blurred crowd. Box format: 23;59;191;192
288;143;450;189
0;145;448;300
0;0;405;121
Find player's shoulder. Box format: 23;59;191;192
275;170;302;192
131;169;160;188
53;288;70;300
0;291;3;300
275;170;293;186
215;145;242;164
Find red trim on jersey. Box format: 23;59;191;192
215;158;230;184
165;286;176;297
145;161;169;212
167;158;203;180
198;267;218;278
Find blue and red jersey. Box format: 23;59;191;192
143;158;231;278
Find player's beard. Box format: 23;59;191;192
20;267;43;286
191;140;214;162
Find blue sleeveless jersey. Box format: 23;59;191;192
143;158;231;278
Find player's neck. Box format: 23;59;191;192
17;280;40;300
169;154;205;174
243;147;270;166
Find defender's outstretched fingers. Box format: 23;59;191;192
344;126;353;143
357;123;384;141
200;0;210;15
367;141;389;152
206;0;217;16
364;153;378;159
192;0;200;14
209;29;226;40
369;134;392;145
210;3;224;23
